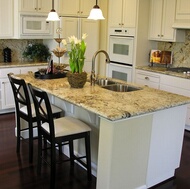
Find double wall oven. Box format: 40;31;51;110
107;28;135;82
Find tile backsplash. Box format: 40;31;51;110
0;39;42;62
1;30;190;67
158;30;190;67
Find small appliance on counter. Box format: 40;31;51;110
3;47;12;63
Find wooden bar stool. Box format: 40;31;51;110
28;83;92;189
8;73;62;163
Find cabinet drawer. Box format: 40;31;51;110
0;68;20;78
160;74;190;91
136;73;160;83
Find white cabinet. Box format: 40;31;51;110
0;65;46;113
58;0;94;17
0;0;14;39
20;0;51;13
108;0;137;28
0;68;20;111
175;0;190;20
60;17;99;73
135;70;160;89
159;74;190;128
135;69;190;128
149;0;185;42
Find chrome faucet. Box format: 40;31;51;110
90;50;110;86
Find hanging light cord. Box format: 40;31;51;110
94;0;100;8
52;0;55;11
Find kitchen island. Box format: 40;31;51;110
14;73;190;189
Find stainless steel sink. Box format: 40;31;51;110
102;84;142;92
96;78;116;86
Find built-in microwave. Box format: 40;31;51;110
20;15;54;38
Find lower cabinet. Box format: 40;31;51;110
135;69;190;128
0;65;46;113
135;70;160;89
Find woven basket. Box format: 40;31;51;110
67;72;87;88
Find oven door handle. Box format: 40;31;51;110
110;36;134;40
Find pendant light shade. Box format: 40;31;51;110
88;0;105;20
46;0;60;21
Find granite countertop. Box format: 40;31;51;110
136;66;190;79
14;73;190;121
0;62;47;68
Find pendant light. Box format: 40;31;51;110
46;0;60;21
88;0;105;20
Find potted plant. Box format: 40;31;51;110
22;43;51;62
62;34;88;88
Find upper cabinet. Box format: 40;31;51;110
149;0;185;42
20;0;51;13
58;0;94;17
108;0;137;28
0;0;14;38
175;0;190;20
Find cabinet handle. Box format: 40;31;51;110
145;76;149;80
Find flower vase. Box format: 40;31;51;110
67;71;87;88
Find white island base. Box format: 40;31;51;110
97;105;186;189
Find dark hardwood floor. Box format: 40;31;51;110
1;113;190;189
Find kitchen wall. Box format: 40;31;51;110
0;39;42;63
158;30;190;67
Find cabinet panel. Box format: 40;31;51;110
108;0;137;28
20;0;51;13
0;0;14;38
176;0;190;20
149;0;185;42
60;17;99;73
1;78;15;109
59;0;93;16
135;70;160;89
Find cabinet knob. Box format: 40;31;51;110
39;8;41;10
35;8;37;10
77;11;80;13
145;76;149;80
81;11;83;14
161;34;164;37
158;34;160;37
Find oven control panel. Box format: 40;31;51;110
109;28;135;36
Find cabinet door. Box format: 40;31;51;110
176;0;190;20
0;0;14;38
1;78;15;110
37;0;51;13
20;0;37;12
161;0;176;41
59;0;80;16
108;0;123;28
80;0;95;16
60;17;78;38
81;19;99;73
20;0;51;13
149;0;163;40
135;70;160;89
123;0;137;27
